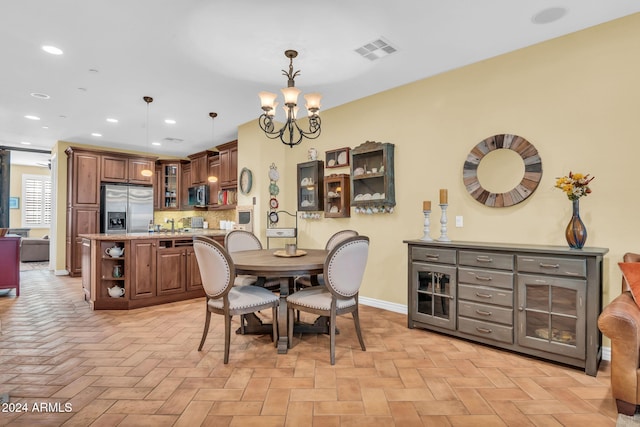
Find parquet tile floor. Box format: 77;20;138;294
0;270;630;426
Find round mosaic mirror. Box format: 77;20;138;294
463;134;542;207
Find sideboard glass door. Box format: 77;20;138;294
411;263;456;330
517;274;586;359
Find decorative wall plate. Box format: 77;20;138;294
463;134;542;207
269;182;279;196
269;163;280;181
269;197;279;209
269;211;279;224
239;167;253;195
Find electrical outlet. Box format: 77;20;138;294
455;216;463;227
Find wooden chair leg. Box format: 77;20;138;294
330;309;337;365
198;309;212;351
288;306;294;349
352;309;366;351
224;314;231;364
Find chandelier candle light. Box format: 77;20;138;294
421;201;433;241
258;50;322;148
437;189;451;242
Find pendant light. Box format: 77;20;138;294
140;96;154;177
207;112;218;183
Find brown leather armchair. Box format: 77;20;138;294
597;252;640;416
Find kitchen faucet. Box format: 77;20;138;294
165;218;175;233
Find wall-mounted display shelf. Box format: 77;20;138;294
325;147;350;168
324;174;350;218
350;141;395;213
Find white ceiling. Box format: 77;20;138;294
1;1;639;166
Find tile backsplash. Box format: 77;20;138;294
153;209;235;230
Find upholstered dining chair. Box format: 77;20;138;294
193;236;278;364
224;229;280;290
224;230;262;286
295;229;359;289
287;235;370;365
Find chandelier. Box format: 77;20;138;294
258;50;322;148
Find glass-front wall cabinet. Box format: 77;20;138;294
160;162;180;210
297;160;324;211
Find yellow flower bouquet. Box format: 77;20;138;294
555;172;594;201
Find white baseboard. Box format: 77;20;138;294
54;269;69;276
359;296;407;314
358;297;613;362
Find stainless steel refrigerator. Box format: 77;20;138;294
100;184;154;234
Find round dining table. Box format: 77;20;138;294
230;248;328;353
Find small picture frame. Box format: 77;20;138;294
325;147;350;168
9;197;19;209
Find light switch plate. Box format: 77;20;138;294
455;216;463;227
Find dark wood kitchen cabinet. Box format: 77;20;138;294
217;140;238;188
101;155;155;185
66;147;102;277
187;150;215;186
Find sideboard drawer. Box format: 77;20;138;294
458;284;513;307
517;255;586;278
458;267;513;289
459;251;514;270
458;300;513;325
458;317;513;344
411;247;456;264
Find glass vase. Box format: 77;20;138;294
565;199;587;249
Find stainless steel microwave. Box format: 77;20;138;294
188;185;209;207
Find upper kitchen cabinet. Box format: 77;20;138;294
207;154;220;209
187;150;215;186
66;147;101;208
101;154;156;185
350;141;395;212
181;162;191;210
217;140;238;188
157;160;181;210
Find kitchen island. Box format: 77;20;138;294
80;230;227;310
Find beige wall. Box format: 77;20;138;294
9;164;51;238
238;13;640;310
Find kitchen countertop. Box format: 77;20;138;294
79;229;229;240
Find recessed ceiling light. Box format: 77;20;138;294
24;115;40;120
42;45;63;55
106;118;118;123
151;142;161;146
532;7;567;24
20;141;31;145
30;92;50;99
77;87;87;92
164;119;176;124
91;133;102;137
42;126;49;129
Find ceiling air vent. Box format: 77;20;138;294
354;38;397;61
162;137;184;144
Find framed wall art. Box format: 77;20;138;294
9;197;19;209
